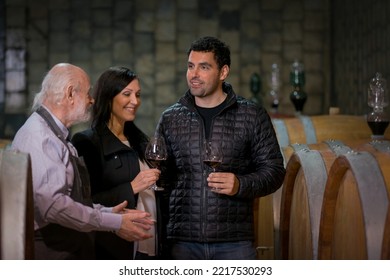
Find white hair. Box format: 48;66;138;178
31;63;84;112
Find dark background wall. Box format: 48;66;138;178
0;0;388;139
331;0;390;115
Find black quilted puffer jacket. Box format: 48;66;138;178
157;82;285;243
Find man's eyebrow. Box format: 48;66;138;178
199;62;211;66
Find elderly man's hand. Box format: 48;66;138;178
116;209;155;242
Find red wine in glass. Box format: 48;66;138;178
367;120;389;136
203;159;222;171
145;136;167;191
203;141;223;172
147;158;164;169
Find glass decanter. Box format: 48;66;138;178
250;72;262;106
367;72;389;138
289;60;307;115
268;63;281;113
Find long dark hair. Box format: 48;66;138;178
92;66;149;161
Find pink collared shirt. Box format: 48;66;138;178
11;109;121;232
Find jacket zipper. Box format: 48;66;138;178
199;112;208;241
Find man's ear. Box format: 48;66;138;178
66;86;75;104
220;65;230;81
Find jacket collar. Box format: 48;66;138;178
95;123;133;156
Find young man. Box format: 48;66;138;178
11;63;154;259
157;36;286;260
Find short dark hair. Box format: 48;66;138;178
187;36;231;69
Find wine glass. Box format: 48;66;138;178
145;135;167;191
203;141;223;173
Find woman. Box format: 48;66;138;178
72;66;160;259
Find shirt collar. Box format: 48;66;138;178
41;105;71;141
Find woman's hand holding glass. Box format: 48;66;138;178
145;135;167;191
131;168;161;194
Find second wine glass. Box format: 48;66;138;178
145;135;167;191
203;141;223;172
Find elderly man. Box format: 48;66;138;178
11;63;154;259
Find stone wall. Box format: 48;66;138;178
1;0;330;138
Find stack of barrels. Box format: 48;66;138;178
0;139;34;259
0;138;10;259
254;114;390;260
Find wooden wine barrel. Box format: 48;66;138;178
272;115;376;150
0;159;1;260
279;142;345;259
382;205;390;259
0;149;34;259
256;138;362;259
255;139;361;259
257;115;380;259
254;195;275;259
279;139;390;259
318;144;390;260
254;138;390;259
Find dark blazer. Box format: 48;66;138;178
72;124;152;259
